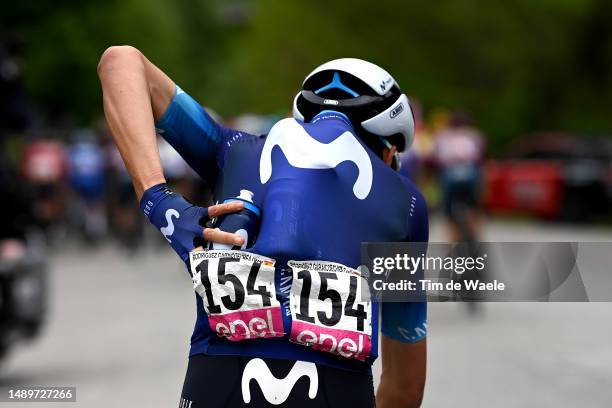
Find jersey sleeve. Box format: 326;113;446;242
154;85;240;185
380;182;429;343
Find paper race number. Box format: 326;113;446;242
288;260;372;361
190;250;284;341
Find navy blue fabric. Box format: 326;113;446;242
155;86;428;372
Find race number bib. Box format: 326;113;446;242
288;260;372;361
190;250;284;341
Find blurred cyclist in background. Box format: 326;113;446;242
432;111;485;242
21;138;68;235
67;129;107;244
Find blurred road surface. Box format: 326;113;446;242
1;219;611;407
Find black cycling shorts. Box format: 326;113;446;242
179;354;375;408
440;165;482;218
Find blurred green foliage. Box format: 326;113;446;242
2;0;611;148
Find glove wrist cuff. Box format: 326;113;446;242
140;183;171;219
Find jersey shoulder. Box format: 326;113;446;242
218;130;264;170
397;173;427;212
397;172;429;242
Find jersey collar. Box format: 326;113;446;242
311;110;353;128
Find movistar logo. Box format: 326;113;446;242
380;77;393;92
241;358;318;404
260;118;373;199
160;209;179;242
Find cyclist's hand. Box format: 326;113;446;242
140;183;244;264
202;202;247;247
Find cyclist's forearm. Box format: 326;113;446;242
377;336;426;407
98;46;172;199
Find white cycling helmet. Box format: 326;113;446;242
293;58;415;154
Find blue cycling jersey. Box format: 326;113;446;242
68;142;106;201
156;86;428;372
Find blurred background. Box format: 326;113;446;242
0;0;611;407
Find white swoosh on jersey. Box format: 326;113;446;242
260;118;373;199
160;209;180;243
241;358;318;404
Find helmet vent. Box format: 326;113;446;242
315;72;359;98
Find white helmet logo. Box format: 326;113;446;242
379;77;393;92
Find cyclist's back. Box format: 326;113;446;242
158;87;428;372
224;114;417;264
106;56;430;407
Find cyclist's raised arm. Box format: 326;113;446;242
98;46;249;261
98;45;237;198
98;46;177;199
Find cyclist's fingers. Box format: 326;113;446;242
207;201;244;218
203;228;244;246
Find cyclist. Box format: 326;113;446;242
21;138;68;232
98;47;428;408
432;111;485;242
67;129;107;243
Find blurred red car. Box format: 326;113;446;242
484;133;612;221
